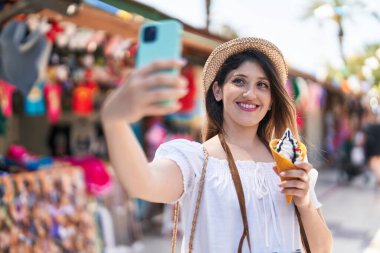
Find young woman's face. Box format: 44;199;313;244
213;61;272;128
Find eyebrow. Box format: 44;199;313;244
231;73;269;81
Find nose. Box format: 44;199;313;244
243;85;257;99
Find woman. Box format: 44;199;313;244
101;37;333;252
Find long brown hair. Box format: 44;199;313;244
202;50;299;148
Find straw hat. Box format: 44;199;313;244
202;37;288;93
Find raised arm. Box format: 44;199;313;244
101;59;189;203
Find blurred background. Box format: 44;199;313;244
1;0;380;252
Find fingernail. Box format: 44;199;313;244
280;172;285;176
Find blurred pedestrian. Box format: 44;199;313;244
101;37;332;252
364;115;380;188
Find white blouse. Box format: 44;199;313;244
154;139;321;253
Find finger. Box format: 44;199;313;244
144;102;182;116
280;170;309;182
142;73;188;90
279;180;308;190
136;59;187;76
145;87;188;102
280;188;308;198
294;161;313;173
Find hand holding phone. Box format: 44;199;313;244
101;20;187;124
136;20;183;105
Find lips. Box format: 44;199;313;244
236;102;259;112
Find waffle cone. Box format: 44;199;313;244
270;139;307;203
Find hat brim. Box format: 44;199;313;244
202;37;288;93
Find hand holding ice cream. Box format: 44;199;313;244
270;128;307;203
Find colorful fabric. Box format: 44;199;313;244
0;80;16;117
24;82;45;116
44;83;62;123
72;83;97;115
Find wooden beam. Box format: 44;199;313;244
39;4;140;38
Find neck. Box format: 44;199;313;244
222;121;261;150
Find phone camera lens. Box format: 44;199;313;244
143;26;157;42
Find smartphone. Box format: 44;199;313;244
136;20;183;105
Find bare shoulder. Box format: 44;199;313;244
202;136;226;159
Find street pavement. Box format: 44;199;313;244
118;168;380;253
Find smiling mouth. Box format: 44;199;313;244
236;102;259;111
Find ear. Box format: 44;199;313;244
212;82;222;102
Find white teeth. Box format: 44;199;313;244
239;103;257;109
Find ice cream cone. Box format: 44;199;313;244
270;139;307;203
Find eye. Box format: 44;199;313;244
257;81;270;89
232;78;246;86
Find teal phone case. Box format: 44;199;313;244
136;20;183;106
136;20;183;71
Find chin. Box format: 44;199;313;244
235;119;261;128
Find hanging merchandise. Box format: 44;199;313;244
68;28;94;51
0;20;52;96
71;117;96;157
93;122;108;159
296;110;304;131
285;79;294;98
0;103;6;135
73;70;98;116
44;82;62;123
0;80;16;117
45;20;64;43
178;65;196;113
292;78;300;101
292;77;309;108
306;82;323;113
47;122;72;157
72;83;96;115
24;82;46;116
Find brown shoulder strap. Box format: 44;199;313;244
219;134;252;253
171;141;309;253
295;206;311;253
172;146;209;253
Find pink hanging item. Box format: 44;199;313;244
0;80;16;117
44;83;62;123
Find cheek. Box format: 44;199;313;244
261;93;272;108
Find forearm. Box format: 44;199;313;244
298;204;333;253
103;120;152;198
